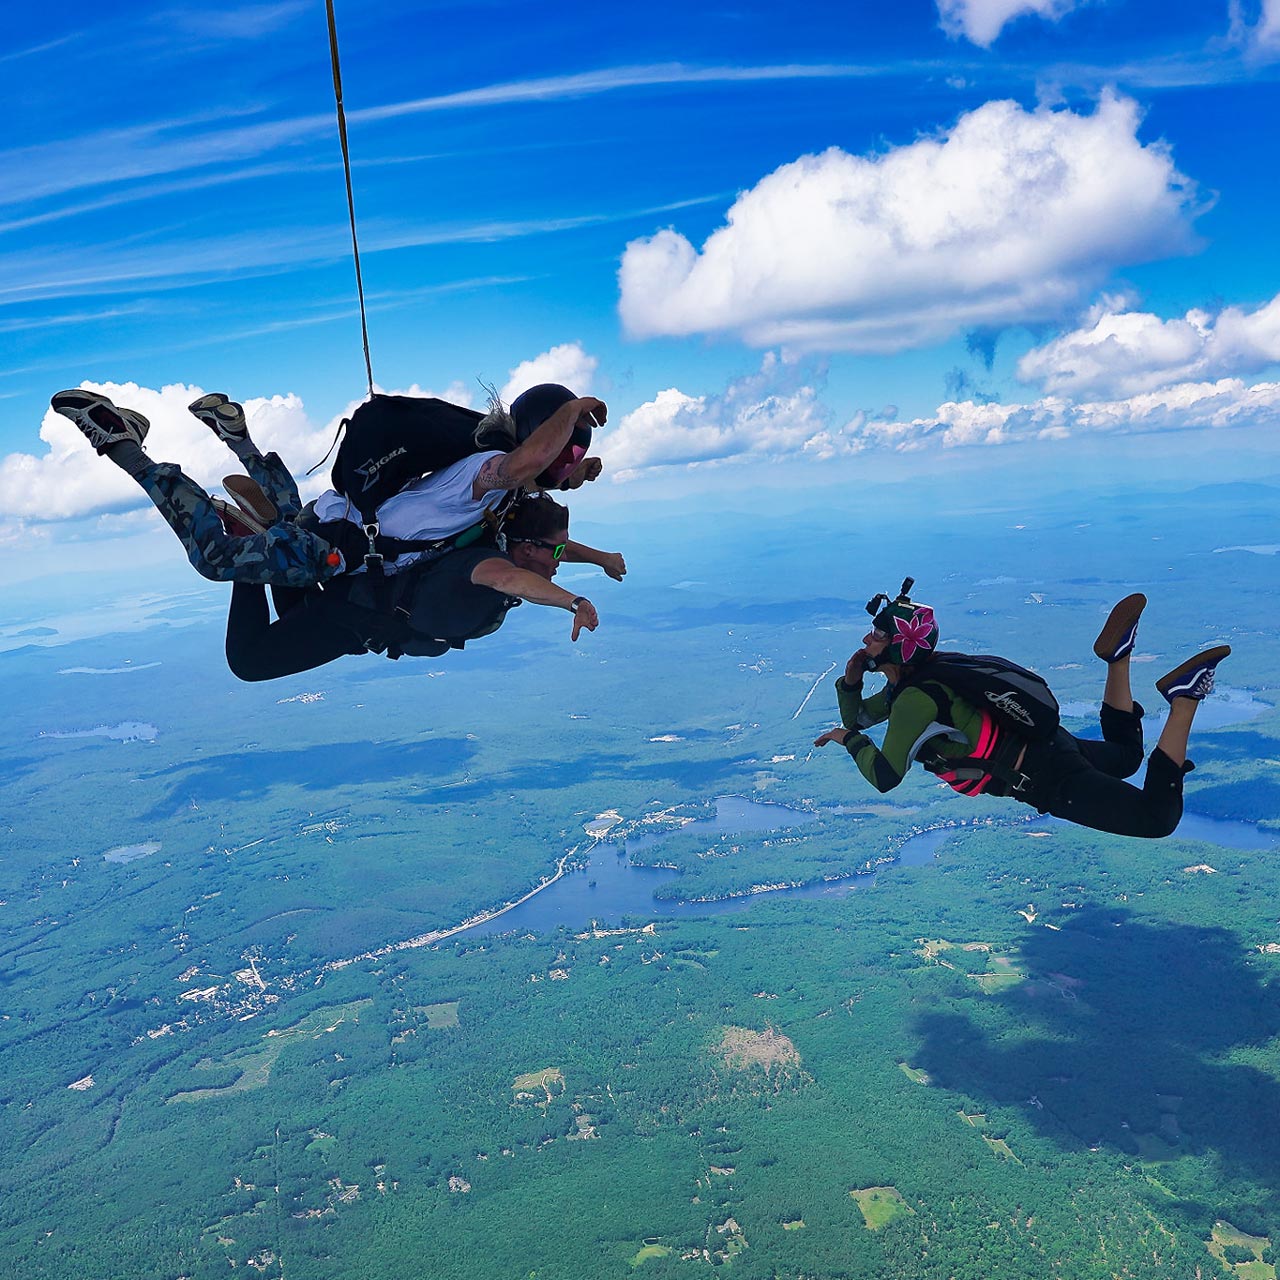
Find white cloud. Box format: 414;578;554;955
599;366;1280;470
618;93;1199;354
499;343;598;405
857;378;1280;451
937;0;1085;47
1;346;599;523
1018;293;1280;398
600;354;861;478
1230;0;1280;62
0;382;342;523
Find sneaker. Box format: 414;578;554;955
212;496;267;538
51;389;149;455
224;474;277;525
1156;645;1231;703
1093;593;1147;663
189;392;247;444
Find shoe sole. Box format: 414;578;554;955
1156;645;1231;699
189;392;247;439
1093;593;1147;661
51;389;150;451
212;497;267;537
224;474;278;525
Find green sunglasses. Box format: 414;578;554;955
510;536;566;561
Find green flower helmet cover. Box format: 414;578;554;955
870;599;939;669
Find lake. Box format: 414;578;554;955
459;794;1276;938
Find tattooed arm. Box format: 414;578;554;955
471;397;606;498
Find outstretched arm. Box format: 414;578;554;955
471;557;599;641
472;398;606;497
562;539;626;582
814;687;942;793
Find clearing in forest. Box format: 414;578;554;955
917;938;1024;990
716;1026;800;1072
168;999;372;1103
513;1067;565;1106
1207;1221;1275;1280
630;1243;673;1267
418;1001;460;1028
850;1186;914;1230
1133;1130;1179;1162
898;1062;931;1084
983;1135;1022;1163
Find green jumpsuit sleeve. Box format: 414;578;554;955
837;683;950;794
835;676;891;730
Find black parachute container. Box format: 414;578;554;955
330;394;486;525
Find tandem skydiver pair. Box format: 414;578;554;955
50;384;624;680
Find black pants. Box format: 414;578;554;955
224;583;401;682
1020;702;1188;839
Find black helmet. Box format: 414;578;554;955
510;383;592;488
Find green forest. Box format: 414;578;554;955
3;486;1279;1277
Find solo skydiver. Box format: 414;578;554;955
813;583;1230;839
50;388;623;679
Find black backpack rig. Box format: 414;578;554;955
300;393;517;590
896;651;1061;798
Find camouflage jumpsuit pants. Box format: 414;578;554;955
136;451;341;588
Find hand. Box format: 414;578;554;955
558;456;604;490
844;651;868;684
599;551;626;582
570;598;599;642
575;397;607;427
813;728;850;749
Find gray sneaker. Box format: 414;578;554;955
189;392;247;444
51;389;149;454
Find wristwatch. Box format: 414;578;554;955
570;596;587;613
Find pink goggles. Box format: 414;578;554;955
543;443;587;487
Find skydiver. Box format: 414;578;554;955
813;586;1230;839
223;491;611;681
309;381;608;570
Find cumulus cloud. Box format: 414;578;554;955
618;93;1199;354
937;0;1085;47
0;383;341;523
599;354;882;478
499;342;597;405
1;345;598;524
856;378;1280;451
1017;292;1280;398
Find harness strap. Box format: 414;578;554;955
915;681;1033;796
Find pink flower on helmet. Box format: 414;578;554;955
894;606;936;663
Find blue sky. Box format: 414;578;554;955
2;0;1279;576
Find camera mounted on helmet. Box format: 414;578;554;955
862;576;938;670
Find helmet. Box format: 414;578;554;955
510;383;592;488
865;577;938;669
